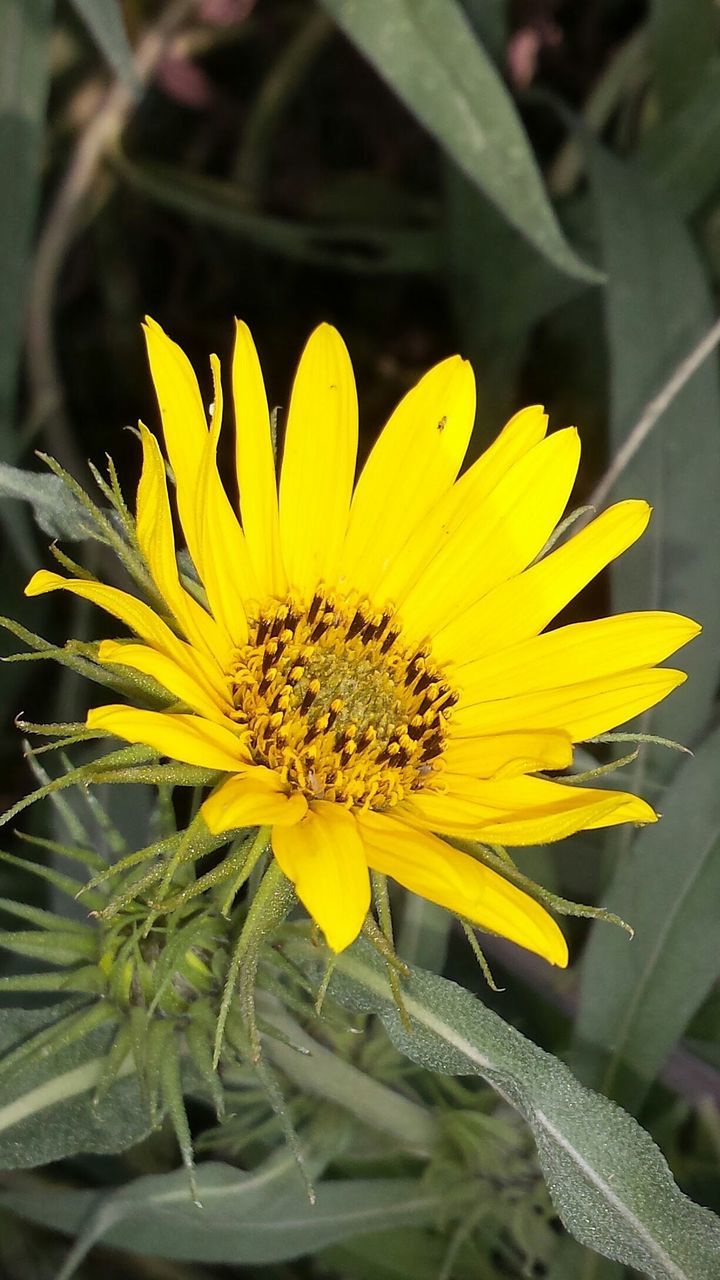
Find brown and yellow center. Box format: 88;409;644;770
228;591;457;809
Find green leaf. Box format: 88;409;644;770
575;721;720;1111
549;1237;624;1280
70;0;138;89
0;463;92;540
649;0;715;115
0;928;96;965
590;147;720;774
319;1227;475;1280
460;0;506;61
444;163;587;435
0;1156;449;1266
116;155;440;276
319;0;599;282
0;0;52;458
0;1005;151;1169
299;939;720;1280
640;60;720;218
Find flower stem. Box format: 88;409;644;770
261;1000;438;1158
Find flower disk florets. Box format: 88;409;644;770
228;589;457;809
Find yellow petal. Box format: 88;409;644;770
398;428;581;647
279;324;358;600
136;423;234;663
97;640;231;724
442;730;573;779
455;611;701;708
194;355;256;644
271;801;370;952
465;403;549;482
339;355;475;598
403;773;656;845
86;705;248;772
433;499;651;665
202;770;307;833
375;404;548;607
233;320;286;597
142;317;209;575
357;809;567;967
25;570;226;699
453;667;687;742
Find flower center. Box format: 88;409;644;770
228;590;457;809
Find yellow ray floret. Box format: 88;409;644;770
25;319;701;966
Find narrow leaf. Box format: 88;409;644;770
575;721;720;1111
649;0;715;115
0;1005;150;1169
298;939;720;1280
70;0;138;89
116;155;440;276
0;0;52;454
0;1157;448;1265
591;146;720;776
640;61;720;219
319;0;599;281
0;464;92;540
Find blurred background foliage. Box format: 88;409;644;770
3;0;720;1277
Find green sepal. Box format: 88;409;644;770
16;731;105;756
48;543;98;581
97;859;175;922
460;921;503;993
253;1052;316;1206
0;928;98;965
15;831;108;875
93;1021;135;1110
144;914;225;1019
144;1016;173;1122
2;616;205;710
83;832;181;894
185;1009;225;1120
361;913;411;1029
0;615;118;688
127;1005;152;1104
563;748;640;784
90;652;204;708
0;742;156;831
87;454;135;540
0;896;90;934
468;842;634;938
62;966;109;996
36;451;160;606
154;832;254;914
158;1026;199;1203
0;1001;116;1084
87;763;218;789
0;966;104;995
214;847;295;1068
16;719;93;738
589;730;692;754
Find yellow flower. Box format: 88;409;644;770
26;320;699;965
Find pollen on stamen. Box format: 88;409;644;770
227;590;455;809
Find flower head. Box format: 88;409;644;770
26;320;700;964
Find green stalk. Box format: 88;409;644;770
261;1001;438;1157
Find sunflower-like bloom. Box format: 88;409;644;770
26;321;699;965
